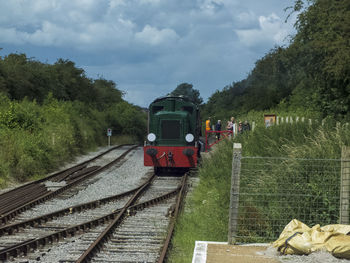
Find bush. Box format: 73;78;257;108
0;93;147;187
169;117;350;262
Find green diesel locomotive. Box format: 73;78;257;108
144;96;201;169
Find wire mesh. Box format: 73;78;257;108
233;156;350;243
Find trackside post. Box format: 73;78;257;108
228;143;242;244
107;128;112;147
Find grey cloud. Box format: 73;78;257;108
0;0;296;107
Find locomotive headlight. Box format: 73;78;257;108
185;133;194;142
147;133;156;142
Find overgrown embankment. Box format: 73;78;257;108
168;121;350;262
0;94;146;188
0;53;147;188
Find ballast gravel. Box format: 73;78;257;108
262;246;350;263
11;146;154;262
15;146;152;221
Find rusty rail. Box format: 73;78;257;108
0;145;127;217
0;174;184;261
158;173;188;262
0;172;153;236
75;175;155;263
0;145;137;225
0;144;125;200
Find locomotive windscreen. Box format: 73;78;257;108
161;120;180;139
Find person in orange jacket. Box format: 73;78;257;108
205;117;211;132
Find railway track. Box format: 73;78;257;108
0;173;187;263
0;145;137;225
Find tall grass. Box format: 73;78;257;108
168;120;350;262
168;141;233;262
0;94;146;188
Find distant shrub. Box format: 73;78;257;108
0;92;147;186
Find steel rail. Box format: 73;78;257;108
76;177;184;263
0;175;183;261
0;172;153;236
0;145;127;216
0;145;138;225
0;144;125;199
0;174;156;261
158;173;188;262
75;175;155;263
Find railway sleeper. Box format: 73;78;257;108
0;146;138;226
0;177;181;261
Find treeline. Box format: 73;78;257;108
0;53;147;137
0;54;123;109
0;53;147;186
203;0;350;121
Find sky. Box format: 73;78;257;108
0;0;297;107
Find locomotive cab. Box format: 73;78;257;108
144;96;200;169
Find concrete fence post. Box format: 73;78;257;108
340;146;350;224
228;143;242;244
252;121;255;131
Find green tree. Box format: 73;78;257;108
202;0;349;120
291;0;350;118
92;78;124;110
170;83;203;105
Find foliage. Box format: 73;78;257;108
201;0;350;121
0;92;146;186
291;0;350;118
0;51;148;186
104;101;147;140
169;121;350;262
0;54;124;110
168;142;233;262
170;83;203;105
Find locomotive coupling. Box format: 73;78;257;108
182;148;195;156
146;148;158;156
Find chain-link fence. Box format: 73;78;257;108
228;147;350;243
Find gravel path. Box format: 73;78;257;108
263;246;350;262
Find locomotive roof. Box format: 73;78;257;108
151;95;195;105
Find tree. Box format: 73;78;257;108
202;0;349;120
92;78;124;110
170;83;203;105
290;0;350;118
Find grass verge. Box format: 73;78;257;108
168;121;350;262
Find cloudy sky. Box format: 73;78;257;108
0;0;297;107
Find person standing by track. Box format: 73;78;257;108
206;117;211;132
215;120;222;140
205;117;211;147
231;117;236;137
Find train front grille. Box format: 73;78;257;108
161;120;180;139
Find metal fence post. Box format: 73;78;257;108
340;146;350;224
228;143;242;244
